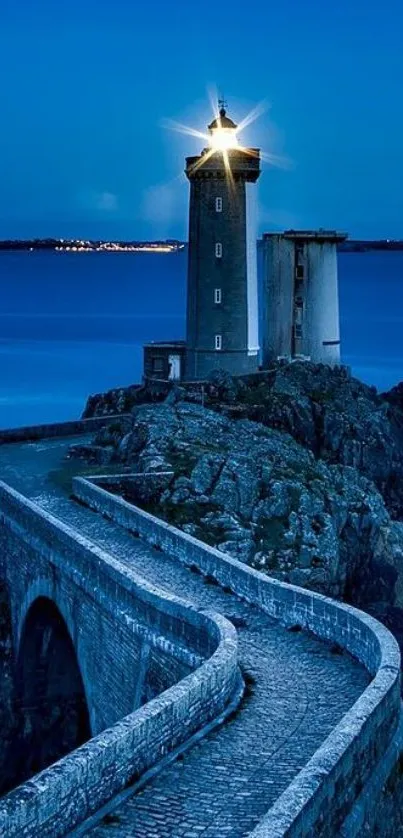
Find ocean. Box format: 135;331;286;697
0;249;402;429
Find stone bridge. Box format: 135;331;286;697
0;418;401;838
0;483;233;767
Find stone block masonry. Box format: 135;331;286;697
0;483;238;837
73;473;402;837
185;141;260;380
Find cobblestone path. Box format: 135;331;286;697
0;438;370;838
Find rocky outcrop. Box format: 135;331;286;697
74;402;403;613
202;365;403;522
78;364;403;641
383;380;403;411
82;385;146;418
82;364;403;519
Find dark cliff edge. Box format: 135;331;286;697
79;362;403;649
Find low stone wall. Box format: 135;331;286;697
340;705;403;837
0;414;131;444
73;474;402;838
0;484;238;837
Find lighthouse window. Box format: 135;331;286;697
215;197;223;212
296;265;304;280
294;324;303;338
215;242;222;258
215;334;222;350
214;288;222;304
295;307;303;325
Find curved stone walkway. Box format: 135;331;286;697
0;438;370;838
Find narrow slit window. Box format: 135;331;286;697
215;334;222;350
152;358;164;373
214;288;222;304
294;298;303;324
295;307;303;325
215;197;223;212
215;242;222;258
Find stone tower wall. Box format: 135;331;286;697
185;149;260;380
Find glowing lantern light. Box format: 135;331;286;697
208;104;239;151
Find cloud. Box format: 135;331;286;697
140;181;187;238
141;183;176;224
95;191;118;211
77;189;119;213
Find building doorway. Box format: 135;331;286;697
168;354;181;380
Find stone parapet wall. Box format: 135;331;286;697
0;483;214;660
0;414;131;444
0;483;238;837
340;705;403;837
73;474;402;838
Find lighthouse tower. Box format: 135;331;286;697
184;103;261;380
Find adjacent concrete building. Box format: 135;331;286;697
184;106;261;380
261;230;347;367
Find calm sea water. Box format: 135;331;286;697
0;250;402;429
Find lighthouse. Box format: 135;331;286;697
143;100;348;384
184;103;261;380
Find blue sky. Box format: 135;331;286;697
0;0;402;240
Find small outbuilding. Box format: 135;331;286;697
143;341;186;382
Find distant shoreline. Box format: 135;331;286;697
0;238;402;253
0;239;186;253
338;240;403;252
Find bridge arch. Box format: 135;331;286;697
13;595;91;785
15;576;97;732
